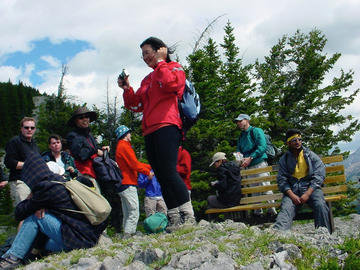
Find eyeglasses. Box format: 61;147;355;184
77;115;90;120
23;126;35;130
290;138;302;143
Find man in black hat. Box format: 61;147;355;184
273;129;331;233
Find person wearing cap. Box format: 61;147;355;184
42;134;78;180
66;107;109;191
207;152;242;209
234;113;277;216
4;117;40;208
114;125;154;236
273;129;331;233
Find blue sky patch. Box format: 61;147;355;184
3;38;93;85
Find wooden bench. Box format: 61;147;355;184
205;155;347;233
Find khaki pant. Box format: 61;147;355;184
144;197;167;217
9;180;31;207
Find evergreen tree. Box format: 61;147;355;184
0;81;40;148
254;29;360;155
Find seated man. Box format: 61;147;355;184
0;152;106;269
273;129;331;233
207;152;242;208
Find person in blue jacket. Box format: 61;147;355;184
273;129;330;233
138;170;167;217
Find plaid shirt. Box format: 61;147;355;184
18;152;106;251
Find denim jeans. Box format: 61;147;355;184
274;188;330;232
3;213;65;259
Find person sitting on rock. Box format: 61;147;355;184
207;152;242;208
273;129;331;233
0;152;106;269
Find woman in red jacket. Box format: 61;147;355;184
118;37;195;228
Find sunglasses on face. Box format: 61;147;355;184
77;114;90;120
290;138;302;143
23;126;35;130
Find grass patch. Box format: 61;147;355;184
70;250;86;264
91;248;116;261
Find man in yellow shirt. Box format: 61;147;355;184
273;129;331;233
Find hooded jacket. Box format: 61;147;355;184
277;146;325;195
214;161;242;207
123;61;186;136
17;152;106;251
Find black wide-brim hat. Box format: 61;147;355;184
67;107;97;127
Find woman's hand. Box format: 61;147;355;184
155;47;167;63
117;77;130;90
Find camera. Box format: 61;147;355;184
118;69;129;80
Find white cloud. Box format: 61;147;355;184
1;0;360;151
0;65;21;82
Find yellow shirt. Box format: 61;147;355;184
292;150;308;180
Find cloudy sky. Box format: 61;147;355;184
1;0;360;151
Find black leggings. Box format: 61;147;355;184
145;126;190;209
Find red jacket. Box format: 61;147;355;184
115;139;151;186
123;61;186;136
176;146;192;190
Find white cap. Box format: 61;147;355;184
46;161;65;176
209;152;227;167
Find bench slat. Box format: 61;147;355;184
205;194;348;214
323;174;346;184
240;193;283;204
322;155;343;164
325;165;344;174
242;184;279;194
242;175;277;185
240;166;273;176
323;185;348;194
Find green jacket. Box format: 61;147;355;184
236;126;267;166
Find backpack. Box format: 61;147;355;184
249;128;281;164
92;150;123;189
52;180;112;225
143;212;168;234
178;79;201;133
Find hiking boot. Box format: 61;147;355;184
0;256;22;270
166;208;182;233
178;201;196;224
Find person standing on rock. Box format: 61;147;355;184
273;129;331;233
117;36;195;230
115;125;153;237
4;117;40;208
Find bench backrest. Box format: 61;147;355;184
239;155;346;205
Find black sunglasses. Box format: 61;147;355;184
23;126;35;130
77;114;90;120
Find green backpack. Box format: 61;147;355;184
143;212;168;234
